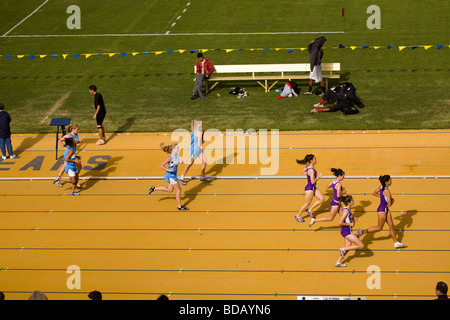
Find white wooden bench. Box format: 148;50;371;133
195;63;340;93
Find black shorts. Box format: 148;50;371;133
96;110;106;126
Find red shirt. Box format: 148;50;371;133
195;57;215;77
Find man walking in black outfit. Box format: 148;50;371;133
89;85;107;145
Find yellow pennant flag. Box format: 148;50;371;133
398;46;406;51
17;55;24;58
178;49;186;54
132;52;139;56
373;46;381;50
84;54;93;59
200;49;209;53
154;51;164;55
225;49;234;53
108;53;116;57
62;54;68;59
350;46;357;50
423;45;432;50
275;48;282;51
300;48;307;51
39;55;47;59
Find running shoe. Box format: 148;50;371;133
303;91;312;95
200;177;211;182
309;218;315;227
356;229;364;238
148;186;155;195
311;109;318;113
179;178;187;185
394;242;406;248
294;215;305;223
306;209;314;218
70;192;80;196
177;205;189;211
339;247;346;258
335;262;347;268
1;156;6;160
314;103;323;107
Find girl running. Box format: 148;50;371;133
310;168;346;227
57;137;81;196
179;118;210;185
53;124;83;188
294;154;324;223
148;143;189;211
335;195;363;267
356;175;406;248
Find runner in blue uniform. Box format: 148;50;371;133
148;143;189;211
179;118;210;185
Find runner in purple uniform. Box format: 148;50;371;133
356;175;406;248
294;154;324;223
335;195;364;267
310;168;346;227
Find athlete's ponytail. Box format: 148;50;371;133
339;195;353;205
296;154;315;165
160;143;177;154
379;175;391;191
331;168;345;177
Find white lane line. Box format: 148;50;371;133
2;0;49;37
3;31;345;38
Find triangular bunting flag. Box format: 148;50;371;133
200;49;208;53
62;54;69;59
263;48;269;51
190;50;197;53
238;49;244;52
411;46;418;49
84;54;92;59
424;46;432;50
225;49;234;53
300;47;307;51
108;53;116;57
178;50;185;54
6;55;13;60
120;52;127;57
39;55;47;59
74;54;81;60
386;46;393;49
154;51;164;55
287;49;294;53
339;44;345;48
362;46;369;49
29;55;36;60
51;54;57;59
398;46;406;51
132;52;139;56
275;48;281;51
167;50;173;54
350;46;357;50
373;46;381;50
144;52;151;55
17;55;24;58
436;45;444;50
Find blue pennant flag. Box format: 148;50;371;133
190;50;197;53
144;52;151;55
437;45;444;50
339;44;345;48
51;54;57;59
362;46;369;49
411;46;418;49
74;54;81;60
167;50;173;54
386;46;393;49
29;55;35;60
287;49;294;53
120;52;127;57
6;55;13;60
263;48;269;51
